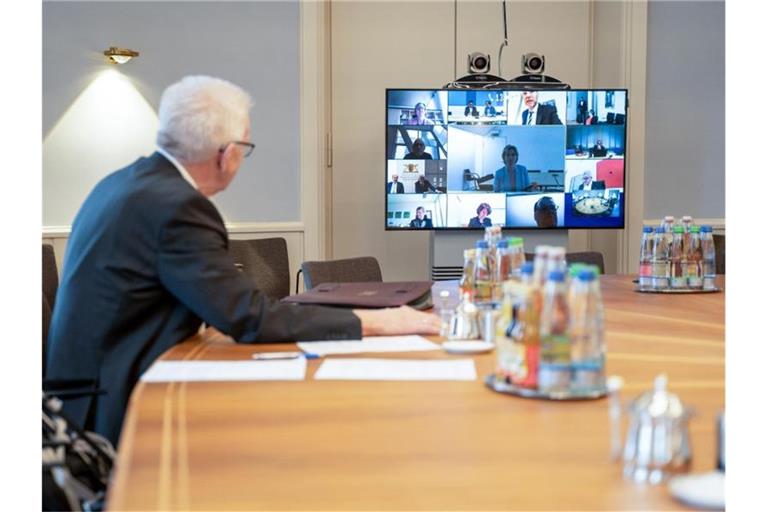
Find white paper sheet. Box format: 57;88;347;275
297;335;440;357
314;358;477;381
140;359;307;382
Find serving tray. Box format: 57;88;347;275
634;287;721;294
484;374;608;401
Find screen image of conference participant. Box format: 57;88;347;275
565;159;624;192
446;193;506;228
506;90;565;126
387;160;447;193
386;125;447;160
505;193;565;228
446;90;508;124
565;90;627;125
565;125;625;159
387;194;447;229
445;125;565;193
386;90;448;125
565;189;624;228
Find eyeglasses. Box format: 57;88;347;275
220;141;255;158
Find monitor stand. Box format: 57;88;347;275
429;230;569;281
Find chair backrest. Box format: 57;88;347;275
43;244;59;310
228;238;290;300
301;257;383;291
713;234;725;275
523;251;605;274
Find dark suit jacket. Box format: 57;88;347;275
409;218;434;228
46;152;361;446
579;180;606;190
468;216;492;228
414;179;436;193
523;104;562;125
387;181;405;193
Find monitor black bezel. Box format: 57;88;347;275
384;87;629;232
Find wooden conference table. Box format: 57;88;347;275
107;275;724;511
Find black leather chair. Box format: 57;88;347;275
523;251;605;274
300;256;383;291
228;238;290;300
713;234;725;275
42;244;59;376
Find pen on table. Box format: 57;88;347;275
252;351;320;360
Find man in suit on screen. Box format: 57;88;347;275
387;174;405;193
520;91;562;125
46;76;440;447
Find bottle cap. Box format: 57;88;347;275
547;270;565;282
535;245;550;255
643;226;653;233
520;262;534;275
673;226;684;233
476;240;489;249
496;240;509;249
682;215;693;222
577;270;596;282
655;227;665;233
701;225;713;233
690;225;701;233
568;263;586;276
508;237;524;247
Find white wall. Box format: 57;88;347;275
43;1;301;226
644;0;725;220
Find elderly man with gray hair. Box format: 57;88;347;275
46;76;440;446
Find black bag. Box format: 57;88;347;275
43;393;115;511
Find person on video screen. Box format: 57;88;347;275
404;138;433;160
585;109;596;125
406;102;434;125
521;91;562;125
577;171;606;191
590;139;608;157
577;99;588;124
484;100;497;117
414;175;437;193
387;174;404;194
465;101;479;117
468;202;493;228
493;145;539;192
409;206;434;228
534;196;558;228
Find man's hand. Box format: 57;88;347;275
354;306;441;336
527;182;540;191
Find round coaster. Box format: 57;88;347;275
668;471;724;510
442;341;495;354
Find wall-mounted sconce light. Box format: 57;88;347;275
103;46;139;64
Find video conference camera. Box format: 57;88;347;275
445;51;568;90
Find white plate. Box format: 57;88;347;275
442;341;495;354
668;471;724;510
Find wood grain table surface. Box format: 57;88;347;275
107;275;724;511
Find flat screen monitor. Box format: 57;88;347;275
385;88;628;230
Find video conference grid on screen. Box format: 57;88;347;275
385;88;628;230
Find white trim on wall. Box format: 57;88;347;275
618;0;648;274
299;0;328;263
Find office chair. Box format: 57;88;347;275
713;234;725;275
606;112;616;124
43;244;58;311
301;256;383;291
523;251;605;274
463;169;494;191
228;238;290;300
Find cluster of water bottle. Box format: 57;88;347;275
452;227;606;395
494;246;606;394
638;215;717;291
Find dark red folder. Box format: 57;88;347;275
282;281;433;310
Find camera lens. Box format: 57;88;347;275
529;57;542;70
474;56;487;69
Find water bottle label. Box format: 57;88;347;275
638;263;652;277
670;276;687;289
651;277;669;289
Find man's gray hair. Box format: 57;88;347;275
157;76;253;163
